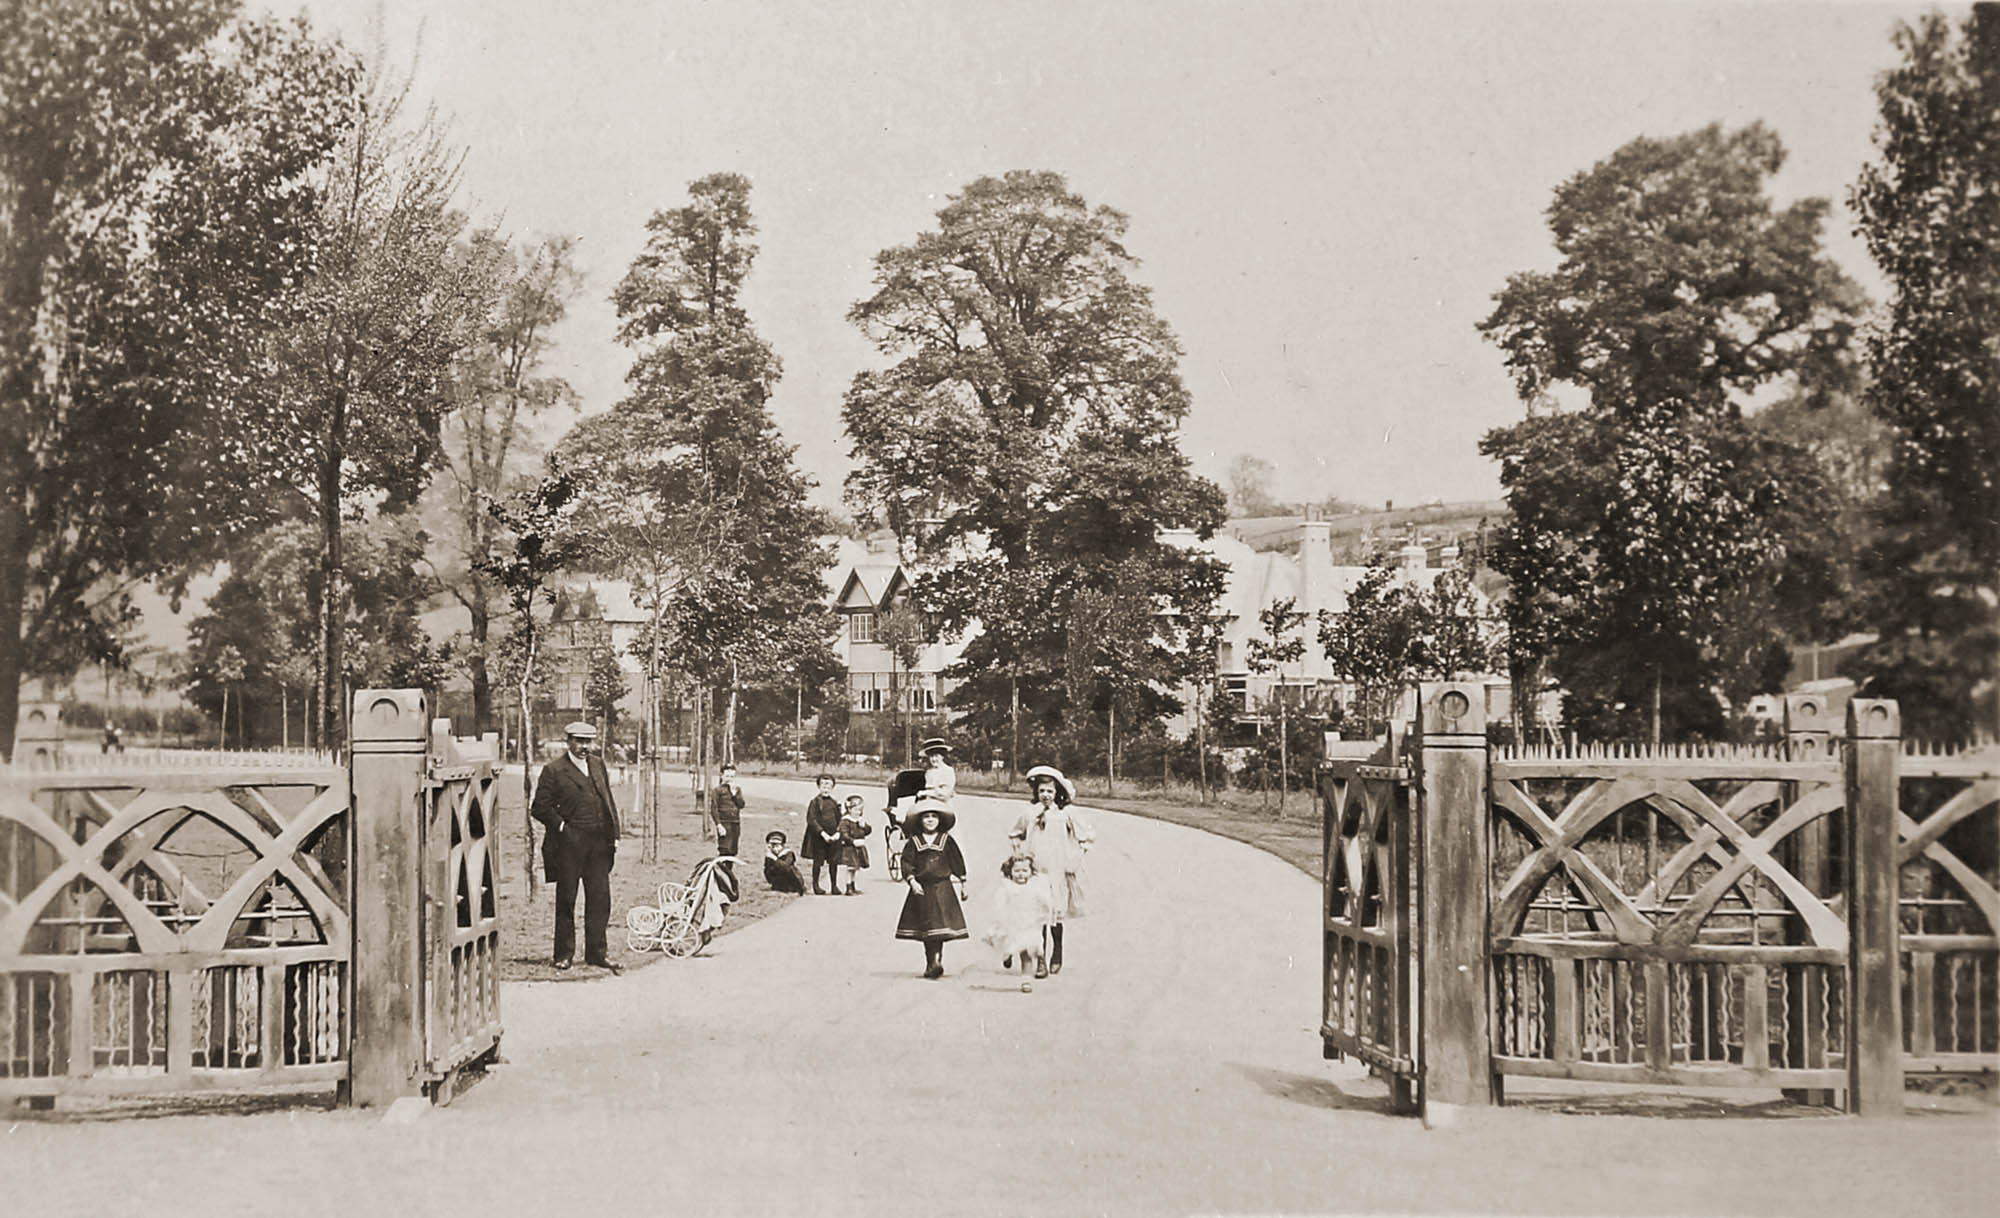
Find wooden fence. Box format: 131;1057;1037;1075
1322;684;1999;1124
3;690;505;1112
0;753;350;1102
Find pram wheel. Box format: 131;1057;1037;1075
658;911;703;957
625;904;666;953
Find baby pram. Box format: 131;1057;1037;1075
882;767;927;881
626;855;741;957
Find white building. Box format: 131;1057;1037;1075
824;535;970;726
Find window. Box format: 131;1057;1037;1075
857;687;883;712
849;612;874;644
908;687;935;712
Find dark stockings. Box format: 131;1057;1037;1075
1050;923;1065;969
922;940;944;978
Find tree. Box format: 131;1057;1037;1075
180;513;446;746
276;54;484;749
1246;597;1307;809
1169;557;1232;801
481;459;591;893
571;172;833;824
843;171;1227;748
1319;551;1498;737
1849;9;2000;741
426;231;583;735
584;643;627;734
0;0;357;758
1227;454;1285;517
1478;124;1863;741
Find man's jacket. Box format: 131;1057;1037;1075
531;754;621;879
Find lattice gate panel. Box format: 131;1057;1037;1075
1320;737;1416;1086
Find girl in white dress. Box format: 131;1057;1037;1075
1008;765;1093;974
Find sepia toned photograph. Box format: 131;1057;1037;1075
2;2;1995;1215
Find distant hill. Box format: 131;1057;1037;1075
1226;500;1509;559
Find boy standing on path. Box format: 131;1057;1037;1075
712;763;745;858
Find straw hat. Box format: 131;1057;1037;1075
919;737;953;757
564;721;597;739
900;796;956;835
1023;765;1074;805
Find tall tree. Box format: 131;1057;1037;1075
1246;597;1307;808
425;231;583;734
843;171;1227;743
0;0;356;757
1850;8;2000;741
1478;124;1862;741
277;56;483;748
570;173;832;805
1319;552;1499;736
481;459;590;894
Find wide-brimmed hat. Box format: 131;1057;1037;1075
564;720;597;739
1024;765;1074;805
901;797;956;835
919;737;952;757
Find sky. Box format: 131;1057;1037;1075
286;0;1934;512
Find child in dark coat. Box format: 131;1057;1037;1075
800;774;843;894
894;798;968;979
836;794;871;894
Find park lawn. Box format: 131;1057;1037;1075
492;773;806;982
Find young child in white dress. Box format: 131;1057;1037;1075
983;854;1056;989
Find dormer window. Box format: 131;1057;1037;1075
849;612;875;643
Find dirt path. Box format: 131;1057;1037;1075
7;777;1994;1217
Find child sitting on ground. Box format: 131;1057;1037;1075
763;830;805;894
983;854;1056;989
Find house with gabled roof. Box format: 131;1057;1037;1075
824;534;971;748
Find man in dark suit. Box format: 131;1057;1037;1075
530;721;623;973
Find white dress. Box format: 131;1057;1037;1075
983;874;1056;959
1009;804;1093;919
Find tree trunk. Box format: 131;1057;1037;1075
282;686;290;750
0;485;24;764
1009;677;1020;784
0;159;57;764
1106;702;1116;798
315;395;347;750
469;599;493;735
1195;685;1208;806
724;660;738;765
519;618;540;898
219;687;229;749
1278;685;1289;813
1651;656;1663;746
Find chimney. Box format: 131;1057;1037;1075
1399;542;1427;571
1298;518;1333;618
1440;543;1461;566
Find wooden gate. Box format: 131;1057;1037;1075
421;723;502;1101
1328;683;1999;1124
1319;730;1418;1108
0;753;350;1107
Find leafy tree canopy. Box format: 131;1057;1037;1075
0;0;358;754
1478;124;1862;740
1849;8;2000;741
842;171;1227;730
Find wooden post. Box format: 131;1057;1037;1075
1416;680;1493;1126
1843;697;1903;1117
1781;693;1835;1103
349;688;428;1107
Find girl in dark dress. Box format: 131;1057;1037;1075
894;799;968;979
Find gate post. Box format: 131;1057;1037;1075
1843;698;1903;1117
1416;681;1493;1126
1781;693;1835;1105
349;689;429;1107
